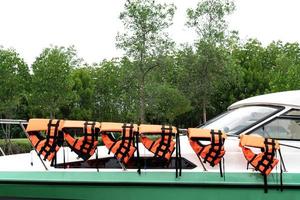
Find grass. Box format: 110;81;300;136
0;138;30;145
0;138;32;154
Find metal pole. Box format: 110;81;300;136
19;122;48;170
0;147;5;156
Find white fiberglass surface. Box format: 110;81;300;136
202;106;279;135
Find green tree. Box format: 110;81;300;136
185;0;235;123
269;42;300;91
30;46;79;118
116;0;176;123
68;67;95;120
0;47;30;153
93;58;139;122
146;83;191;124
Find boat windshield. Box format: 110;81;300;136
201;106;280;135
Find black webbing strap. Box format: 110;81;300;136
114;123;135;162
50;152;57;167
153;125;173;159
175;131;182;178
216;130;224;177
256;139;276;175
34;133;45;149
76;121;97;159
108;135;118;154
63;142;66;169
219;155;223;177
136;132;141;174
203;130;224;167
264;174;268;193
254;139;276;193
96;146;99;172
178;131;182;176
280;156;283;192
278;148;286;192
39;120;60;161
278;149;287;172
175;131;178;178
247;153;258;169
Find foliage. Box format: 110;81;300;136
186;0;235;43
269;42;300;92
146;83;191;123
0;138;32;154
2;0;300;136
68;67;95;120
116;0;176;123
30;46;79;118
0;48;30;118
0;48;30;153
185;0;235;123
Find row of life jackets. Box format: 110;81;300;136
187;129;281;176
187;129;283;192
26;118;282;180
26;119;181;171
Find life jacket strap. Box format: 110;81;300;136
39;120;61;161
65;121;99;160
203;130;224;166
151;125;173;159
109;123;136;163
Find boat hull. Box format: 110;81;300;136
0;172;299;200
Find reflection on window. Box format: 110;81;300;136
202;106;279;135
254;118;300;140
284;109;300;116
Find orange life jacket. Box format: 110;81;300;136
188;128;226;167
239;135;279;175
26;119;64;161
101;123;137;164
139;124;177;161
63;120;100;161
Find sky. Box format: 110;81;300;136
0;0;300;65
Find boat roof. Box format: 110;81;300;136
229;90;300;109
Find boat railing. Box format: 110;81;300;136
0;119;28;157
0;119;28;125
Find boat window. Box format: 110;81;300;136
55;157;197;169
253;118;300;140
284;109;300;117
201;106;280;135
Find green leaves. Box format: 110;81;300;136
269;42;300;92
186;0;235;43
69;67;95;120
117;0;177;122
185;0;235;123
30;46;79;118
146;83;191;123
0;48;29;118
2;0;300;129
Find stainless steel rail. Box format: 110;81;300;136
0;119;48;170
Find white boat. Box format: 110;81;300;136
0;90;300;200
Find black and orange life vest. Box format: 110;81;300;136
188;128;226;167
239;134;279;175
101;123;137;164
63;120;100;161
26;119;64;161
139;124;177;161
